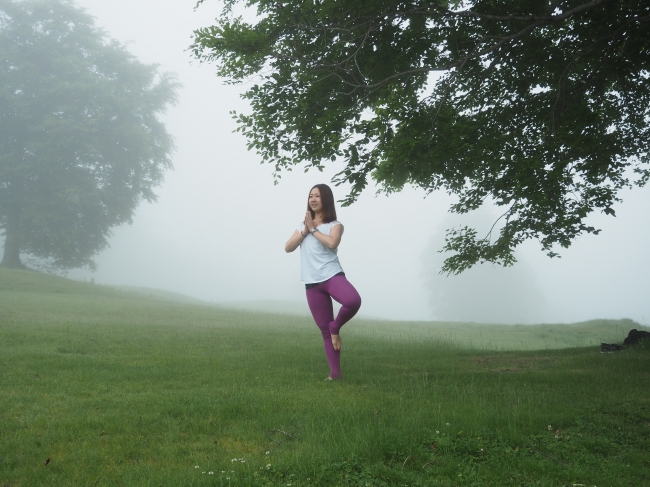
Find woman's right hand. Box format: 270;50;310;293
304;211;315;233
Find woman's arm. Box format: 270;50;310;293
304;211;344;249
285;229;306;253
312;223;343;249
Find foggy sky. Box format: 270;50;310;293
59;0;650;324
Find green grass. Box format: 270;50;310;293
1;268;649;487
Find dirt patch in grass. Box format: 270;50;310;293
216;436;264;456
475;355;554;372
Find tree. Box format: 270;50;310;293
191;0;650;273
0;0;179;270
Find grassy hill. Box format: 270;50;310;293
1;268;648;487
0;268;636;350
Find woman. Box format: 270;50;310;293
285;184;362;380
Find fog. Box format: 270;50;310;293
56;0;650;325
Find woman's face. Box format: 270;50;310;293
309;188;322;213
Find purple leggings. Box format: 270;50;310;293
306;274;361;379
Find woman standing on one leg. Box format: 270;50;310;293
285;184;362;380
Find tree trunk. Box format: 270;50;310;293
1;211;25;269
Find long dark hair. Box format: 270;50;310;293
307;184;337;223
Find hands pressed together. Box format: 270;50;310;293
303;211;316;235
286;210;341;253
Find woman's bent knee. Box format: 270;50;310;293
349;295;361;313
345;289;361;312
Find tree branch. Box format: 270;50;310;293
446;0;613;23
279;1;614;92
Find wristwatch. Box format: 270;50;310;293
310;227;318;234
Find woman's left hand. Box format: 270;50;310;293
304;211;315;232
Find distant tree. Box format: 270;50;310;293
423;208;545;324
0;0;179;270
191;0;650;273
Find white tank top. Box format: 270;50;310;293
297;220;344;284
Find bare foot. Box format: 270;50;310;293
331;334;342;351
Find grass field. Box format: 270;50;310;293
1;268;649;487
